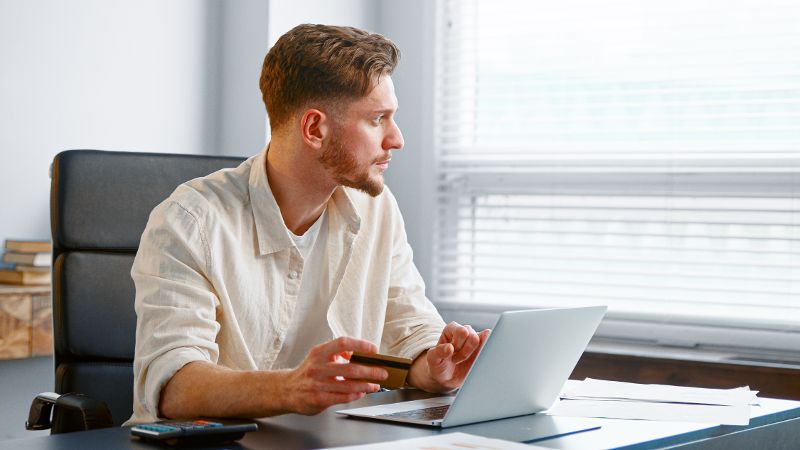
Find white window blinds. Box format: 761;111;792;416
433;0;800;352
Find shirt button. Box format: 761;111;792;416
288;271;298;279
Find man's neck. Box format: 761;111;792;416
265;138;336;236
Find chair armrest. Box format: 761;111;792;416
26;392;114;434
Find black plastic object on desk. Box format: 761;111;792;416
130;419;258;447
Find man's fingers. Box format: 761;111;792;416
459;329;491;364
439;323;456;347
320;361;388;381
451;330;480;364
479;328;491;344
302;357;388;384
327;336;378;355
441;323;478;353
432;325;490;368
311;336;378;361
428;342;454;367
440;323;480;364
456;324;476;351
320;379;382;394
451;325;469;351
438;321;461;345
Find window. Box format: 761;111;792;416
433;0;800;358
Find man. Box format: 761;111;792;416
127;24;489;424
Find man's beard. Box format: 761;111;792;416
318;134;385;197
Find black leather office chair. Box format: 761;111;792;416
27;149;245;434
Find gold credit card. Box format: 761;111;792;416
349;352;413;389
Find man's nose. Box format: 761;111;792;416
384;120;404;150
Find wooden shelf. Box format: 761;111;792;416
0;284;53;359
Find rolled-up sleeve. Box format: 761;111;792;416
381;196;445;360
129;199;221;423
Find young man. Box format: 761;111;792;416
127;24;489;423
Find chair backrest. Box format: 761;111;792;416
50;149;246;425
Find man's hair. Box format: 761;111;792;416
259;24;400;132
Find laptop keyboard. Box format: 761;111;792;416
378;404;451;421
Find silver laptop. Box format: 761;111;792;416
337;306;606;427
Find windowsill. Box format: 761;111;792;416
587;337;800;371
438;303;800;370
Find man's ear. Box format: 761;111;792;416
299;109;329;149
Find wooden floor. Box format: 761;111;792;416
0;356;52;441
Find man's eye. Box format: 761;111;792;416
374;115;384;124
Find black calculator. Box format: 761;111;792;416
130;419;258;447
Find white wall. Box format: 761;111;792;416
0;0;220;243
214;0;271;157
268;0;377;47
0;0;425;267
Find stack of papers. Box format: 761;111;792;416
547;378;759;425
322;432;550;449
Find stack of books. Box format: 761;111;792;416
0;239;52;285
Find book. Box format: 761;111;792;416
13;264;50;273
2;252;51;267
4;239;52;254
0;269;50;285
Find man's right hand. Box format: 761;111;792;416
283;336;389;415
159;336;388;419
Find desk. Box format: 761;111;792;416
2;390;799;449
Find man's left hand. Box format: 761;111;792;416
408;322;491;393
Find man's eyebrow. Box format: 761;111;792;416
370;107;398;115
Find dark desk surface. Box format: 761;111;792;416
3;389;799;450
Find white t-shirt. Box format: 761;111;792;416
272;210;334;369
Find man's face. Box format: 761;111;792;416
318;75;404;197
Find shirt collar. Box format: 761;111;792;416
249;145;362;256
250;146;293;255
330;185;362;236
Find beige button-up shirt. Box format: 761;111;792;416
128;149;445;423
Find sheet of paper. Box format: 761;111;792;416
319;432;552;450
562;378;758;406
547;399;751;425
